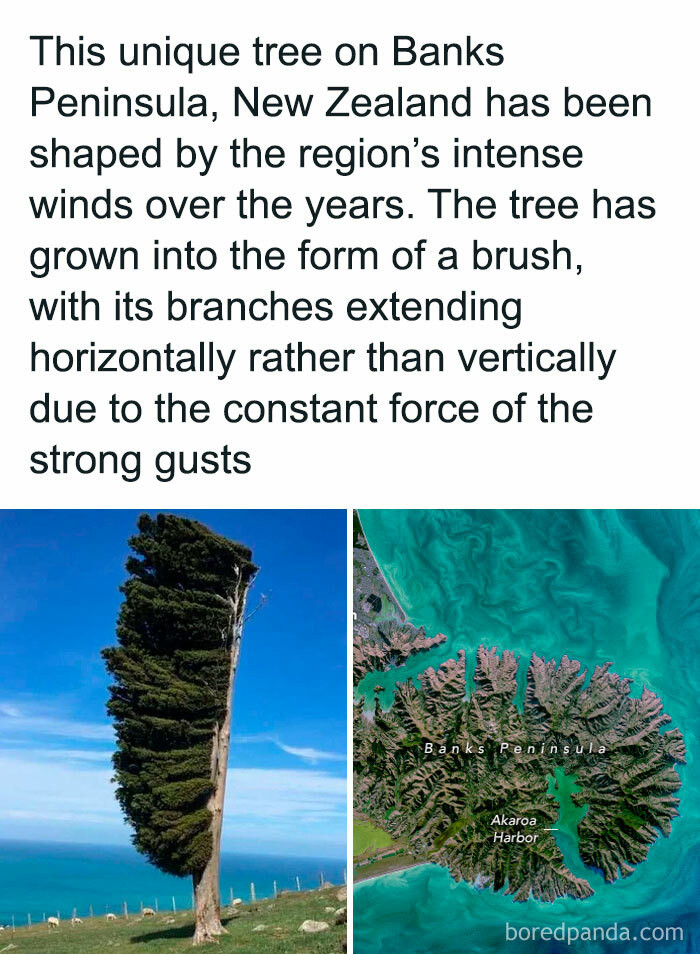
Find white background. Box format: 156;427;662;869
1;0;698;508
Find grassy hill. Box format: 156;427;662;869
353;817;420;883
353;819;393;857
0;887;346;953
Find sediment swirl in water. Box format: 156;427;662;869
354;510;700;954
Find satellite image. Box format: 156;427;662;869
353;510;698;953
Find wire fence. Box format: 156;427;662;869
0;868;347;934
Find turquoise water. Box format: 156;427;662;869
546;769;595;887
354;510;700;953
0;841;345;923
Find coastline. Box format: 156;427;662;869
353;859;430;886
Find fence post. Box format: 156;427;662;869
296;876;301;891
89;905;93;919
249;882;256;903
273;880;278;899
11;915;15;935
319;872;325;888
28;913;32;929
124;901;129;920
155;898;159;913
229;887;233;905
344;868;347;884
172;896;176;913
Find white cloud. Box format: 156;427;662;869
0;702;346;855
235;734;346;765
0;702;113;742
275;742;346;764
0;752;346;855
0;706;346;764
226;768;346;821
0;753;119;827
10;748;112;763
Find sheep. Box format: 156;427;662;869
71;916;83;925
105;913;117;921
142;907;156;917
48;917;60;929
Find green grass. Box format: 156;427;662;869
353;820;393;857
0;888;347;953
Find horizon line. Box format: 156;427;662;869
0;836;346;863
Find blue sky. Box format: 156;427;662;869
0;510;347;859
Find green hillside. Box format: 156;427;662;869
353;819;394;856
1;887;347;953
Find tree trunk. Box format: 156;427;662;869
192;576;249;945
192;858;224;944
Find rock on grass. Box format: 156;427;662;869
299;919;330;933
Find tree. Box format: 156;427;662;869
103;513;257;944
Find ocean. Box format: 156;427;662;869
0;841;345;924
354;509;700;954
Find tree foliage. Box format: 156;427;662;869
103;513;257;877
